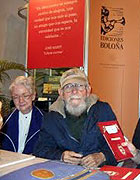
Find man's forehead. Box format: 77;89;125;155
61;78;87;88
64;82;86;87
11;85;30;94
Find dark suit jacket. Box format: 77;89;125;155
132;118;140;149
0;105;44;154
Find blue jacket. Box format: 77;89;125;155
132;118;140;169
0;105;43;154
132;118;140;150
34;95;117;165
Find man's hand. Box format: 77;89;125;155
80;152;106;168
122;141;138;157
62;151;83;165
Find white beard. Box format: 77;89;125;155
65;95;87;116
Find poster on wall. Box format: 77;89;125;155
27;0;85;69
88;0;140;139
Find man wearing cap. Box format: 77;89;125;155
34;68;117;168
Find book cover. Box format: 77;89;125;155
0;161;110;180
97;120;133;161
100;165;140;180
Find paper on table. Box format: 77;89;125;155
0;150;35;168
100;165;140;180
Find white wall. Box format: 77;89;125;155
0;0;27;96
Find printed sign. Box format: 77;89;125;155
27;0;85;68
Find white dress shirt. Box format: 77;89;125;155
18;110;32;153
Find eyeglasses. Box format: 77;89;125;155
12;94;32;101
62;83;87;93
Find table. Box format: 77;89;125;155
0;150;47;177
0;150;110;180
1;150;140;180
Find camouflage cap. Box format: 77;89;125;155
60;68;88;88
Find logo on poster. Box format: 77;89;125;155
100;6;126;50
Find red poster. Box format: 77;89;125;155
27;0;85;69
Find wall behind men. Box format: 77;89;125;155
0;0;26;96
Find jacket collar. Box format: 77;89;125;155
49;94;99;118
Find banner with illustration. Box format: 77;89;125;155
88;0;140;139
27;0;85;68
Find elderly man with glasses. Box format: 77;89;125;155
34;68;117;168
0;76;44;154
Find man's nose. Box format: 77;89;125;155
19;96;24;102
71;87;78;93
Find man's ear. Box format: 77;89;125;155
32;92;36;101
58;88;63;98
86;85;91;97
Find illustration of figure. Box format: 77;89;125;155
101;6;125;35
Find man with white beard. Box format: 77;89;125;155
34;68;117;168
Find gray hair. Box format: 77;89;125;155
9;76;36;94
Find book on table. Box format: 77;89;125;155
100;165;140;180
0;149;35;168
0;160;110;180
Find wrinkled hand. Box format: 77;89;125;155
80;152;105;168
62;151;83;165
122;141;137;157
